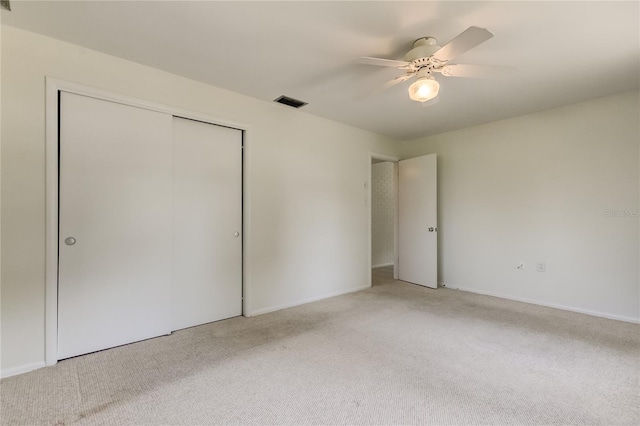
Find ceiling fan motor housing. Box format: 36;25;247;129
404;37;441;62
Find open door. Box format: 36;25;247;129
398;154;437;288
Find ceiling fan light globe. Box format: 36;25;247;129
417;85;431;97
408;77;440;102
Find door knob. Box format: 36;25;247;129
64;237;77;246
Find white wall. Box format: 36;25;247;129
371;162;395;267
402;91;640;322
0;26;399;375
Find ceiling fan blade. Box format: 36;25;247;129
357;74;414;100
432;26;494;63
380;74;413;90
439;64;517;78
358;57;411;69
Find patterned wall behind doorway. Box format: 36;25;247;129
371;162;395;267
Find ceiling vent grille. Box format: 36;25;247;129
274;95;308;109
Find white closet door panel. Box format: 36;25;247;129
172;117;242;331
58;92;173;359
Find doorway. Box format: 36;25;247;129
370;154;399;286
369;152;439;289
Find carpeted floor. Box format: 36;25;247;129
1;267;639;425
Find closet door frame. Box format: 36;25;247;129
44;77;249;367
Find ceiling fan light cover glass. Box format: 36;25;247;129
408;76;440;103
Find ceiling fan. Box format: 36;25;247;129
359;26;515;103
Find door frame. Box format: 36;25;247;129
368;152;400;285
45;77;249;366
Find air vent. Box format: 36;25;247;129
274;95;308;109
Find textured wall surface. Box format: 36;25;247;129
371;162;395;267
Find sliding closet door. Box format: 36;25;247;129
172;117;242;331
58;92;173;359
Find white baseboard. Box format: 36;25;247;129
1;361;46;379
372;263;394;269
247;285;371;317
449;284;640;324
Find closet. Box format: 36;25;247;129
57;92;242;359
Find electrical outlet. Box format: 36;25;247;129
537;262;546;272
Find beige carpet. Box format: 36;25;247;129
1;268;639;425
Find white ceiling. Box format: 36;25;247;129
3;1;639;141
